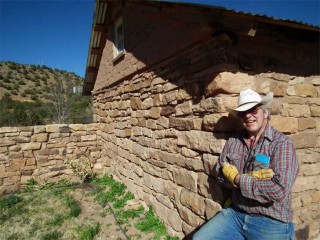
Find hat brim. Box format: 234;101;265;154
227;92;273;114
235;102;260;112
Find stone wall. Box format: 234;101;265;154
0;124;103;194
93;55;320;239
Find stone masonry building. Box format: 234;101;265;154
1;1;319;239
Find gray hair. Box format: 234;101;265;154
259;105;271;120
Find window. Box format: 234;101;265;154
114;17;124;57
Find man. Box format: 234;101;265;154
193;89;299;240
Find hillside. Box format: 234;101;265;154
0;61;83;102
0;61;92;126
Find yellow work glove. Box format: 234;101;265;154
247;169;275;179
222;163;239;187
224;198;233;208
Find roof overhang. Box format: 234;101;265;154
83;0;109;95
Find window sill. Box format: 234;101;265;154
112;50;125;65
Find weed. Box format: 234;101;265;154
165;236;180;240
26;178;38;186
48;214;65;227
136;207;167;240
78;223;100;240
65;195;81;218
91;175;116;186
64;157;95;183
40;230;62;240
117;206;145;221
113;192;135;209
0;194;25;224
7;233;18;240
0;194;21;209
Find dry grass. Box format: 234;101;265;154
0;177;179;240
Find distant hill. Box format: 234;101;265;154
0;61;83;102
0;61;92;126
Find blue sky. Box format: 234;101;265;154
0;0;319;78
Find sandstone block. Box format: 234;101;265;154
160;106;176;116
177;130;226;154
20;142;41;151
153;93;163;106
308;76;320;85
163;82;179;92
169;118;194;131
0;164;5;173
205;198;222;219
142;98;153;109
293;176;319;192
166;210;183;233
263;72;292;82
310;106;320;117
130;96;143;110
295;83;318;97
181;147;199;158
199;96;237;113
311;191;320;203
172;167;198;192
8;152;23;160
0;138;15;147
21;175;32;183
0;127;18;133
5;132;19;137
270;115;298;133
270;81;287;96
13;136;30;143
175;101;193;116
296;149;319;164
163;91;178;104
281;103;310;117
203;154;219;175
20;132;33;137
298;118;317;131
300;163;320;176
180;188;206;216
9;145;21;152
146;119;157;129
81;135;97;141
31;133;48;142
34;126;46;133
46;124;66;133
203;114;242;132
206;72;255;96
157;116;169;128
152;77;166;86
177;204;205;227
290;132;317;149
149;107;162;119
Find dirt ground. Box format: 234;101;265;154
71;184;154;240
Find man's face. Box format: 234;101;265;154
238;105;266;135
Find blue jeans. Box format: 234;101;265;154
193;208;295;240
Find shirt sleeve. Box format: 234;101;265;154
239;140;299;203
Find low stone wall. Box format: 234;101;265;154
93;70;320;239
0;123;103;194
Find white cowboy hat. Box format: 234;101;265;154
230;89;273;112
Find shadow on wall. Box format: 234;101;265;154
100;1;319;238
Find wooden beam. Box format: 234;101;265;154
93;24;106;32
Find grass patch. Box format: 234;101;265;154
0;175;180;240
77;223;100;240
136;208;167;240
